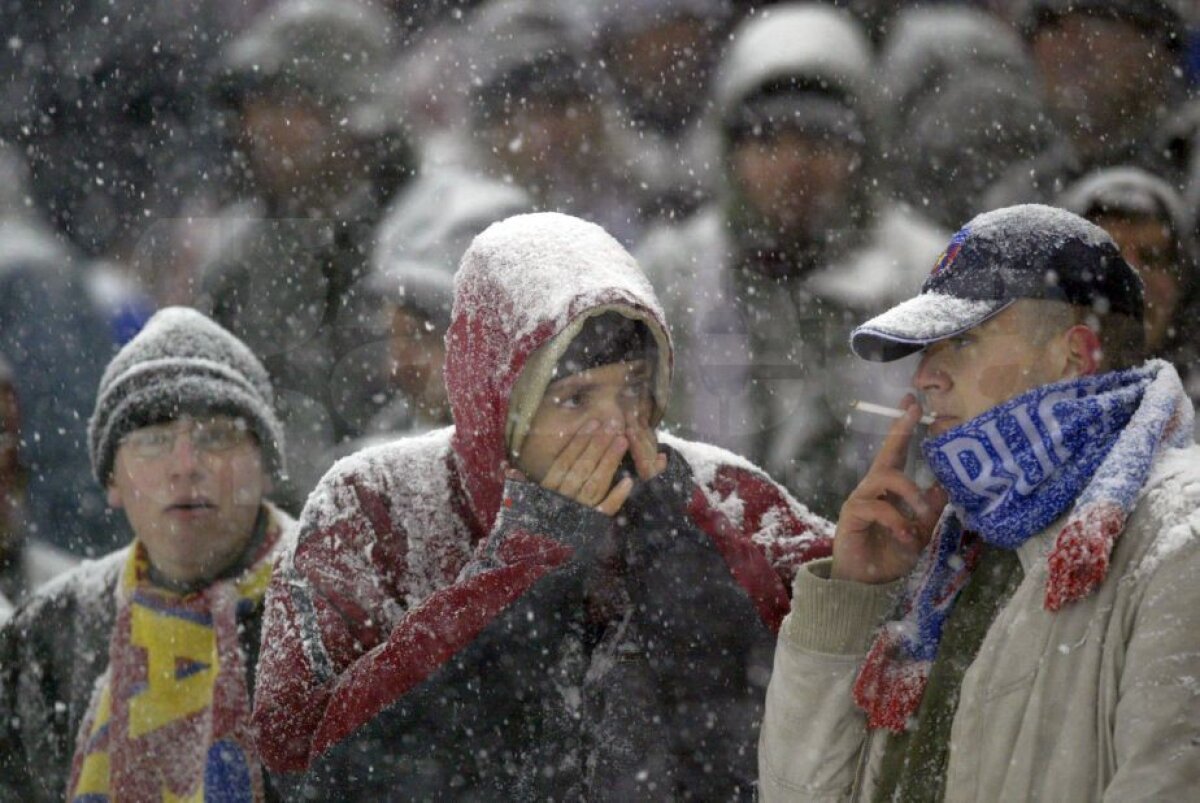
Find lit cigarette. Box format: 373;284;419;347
851;400;935;426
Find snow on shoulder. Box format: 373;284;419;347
1138;443;1200;577
453;212;664;342
300;427;455;532
660;431;833;538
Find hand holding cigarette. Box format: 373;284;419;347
832;395;948;584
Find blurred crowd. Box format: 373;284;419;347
1;0;1199;581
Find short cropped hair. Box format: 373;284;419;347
1019;299;1146;371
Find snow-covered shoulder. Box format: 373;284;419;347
1136;443;1200;577
299;426;457;533
7;546;127;623
659;431;833;538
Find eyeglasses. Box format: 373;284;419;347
120;417;254;460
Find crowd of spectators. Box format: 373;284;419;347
0;0;1197;560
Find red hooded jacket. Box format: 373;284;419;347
251;213;832;782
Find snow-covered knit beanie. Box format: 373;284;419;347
89;307;286;485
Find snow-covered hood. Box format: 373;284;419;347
370;170;534;328
218;0;395;113
879;6;1034;124
445;212;673;531
713;2;873;120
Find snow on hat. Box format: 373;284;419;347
850;204;1145;362
466;0;596;115
714;3;873;116
89;307;286;484
219;0;396;112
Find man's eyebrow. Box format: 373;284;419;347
548;376;592;394
626;364;652;380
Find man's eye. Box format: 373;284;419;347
139;432;172;448
195;426;239;449
553;392;584;409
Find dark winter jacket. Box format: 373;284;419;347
0;538;77;620
252;213;832;798
0;505;295;802
0;219;130;555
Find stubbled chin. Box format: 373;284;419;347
929;419;958;437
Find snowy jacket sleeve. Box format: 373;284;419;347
615;452;798;799
758;559;902;802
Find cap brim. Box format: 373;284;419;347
850;293;1013;362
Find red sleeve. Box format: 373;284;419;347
252;469;573;773
252;475;410;772
690;466;833;632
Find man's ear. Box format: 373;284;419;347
1060;324;1101;379
106;484;123;509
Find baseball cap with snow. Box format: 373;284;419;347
850;204;1144;362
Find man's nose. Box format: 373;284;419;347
167;431;205;474
912;350;950;394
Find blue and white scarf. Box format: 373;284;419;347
854;360;1194;732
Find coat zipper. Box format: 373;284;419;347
849;728;875;803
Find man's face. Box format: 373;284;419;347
483;94;605;188
1093;213;1181;351
107;415;269;586
913;304;1063;437
730;129;860;242
1031;13;1171;155
389;306;448;418
515;360;654;483
239;95;344;201
606;15;720;130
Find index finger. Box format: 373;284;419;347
871;394;923;472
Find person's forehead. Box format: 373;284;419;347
547;359;650;387
135;413;243;429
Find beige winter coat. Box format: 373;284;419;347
759;444;1200;802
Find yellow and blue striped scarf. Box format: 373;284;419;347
68;513;280;802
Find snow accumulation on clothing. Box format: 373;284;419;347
303;426;453;530
1139;444;1200;577
659;431;834;539
453;212;665;342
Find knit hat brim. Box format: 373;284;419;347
90;359;286;486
